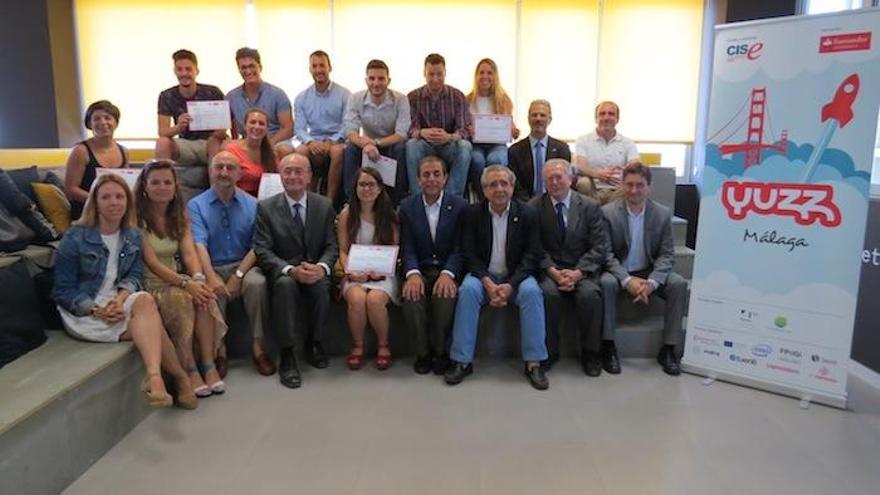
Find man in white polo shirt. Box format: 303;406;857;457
573;101;639;204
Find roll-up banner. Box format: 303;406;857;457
683;9;880;408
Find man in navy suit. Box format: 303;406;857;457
400;156;468;375
445;165;549;390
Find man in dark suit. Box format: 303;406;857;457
400;156;468;375
600;162;686;375
508;99;572;201
254;153;339;388
445;165;549;390
528;159;607;376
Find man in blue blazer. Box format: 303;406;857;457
445;165;549;390
400;156;468;375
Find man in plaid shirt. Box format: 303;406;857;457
406;53;473;198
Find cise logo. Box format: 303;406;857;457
727;41;764;61
729;354;758;366
811;354;838;365
722;181;841;227
751;344;772;358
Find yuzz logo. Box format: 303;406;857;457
727;41;763;61
721;181;841;227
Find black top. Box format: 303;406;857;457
157;83;225;140
70;140;128;219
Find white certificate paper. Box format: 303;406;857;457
186;100;230;131
361;154;397;187
473;114;512;144
346;244;399;276
257;173;283;201
95;167;141;191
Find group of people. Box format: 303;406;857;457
52;47;684;408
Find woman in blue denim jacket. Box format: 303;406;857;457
52;173;196;409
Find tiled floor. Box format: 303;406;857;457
63;358;880;495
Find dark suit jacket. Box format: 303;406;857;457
461;199;542;289
254;191;339;282
508;135;571;201
399;192;468;279
602;198;675;286
528;191;607;279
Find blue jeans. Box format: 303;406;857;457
449;274;548;364
406;138;472;197
469;143;508;198
343;142;407;204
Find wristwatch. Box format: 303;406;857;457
234;269;245;280
374;138;381;148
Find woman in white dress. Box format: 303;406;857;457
52;173;195;408
337;167;399;371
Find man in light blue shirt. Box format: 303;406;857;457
342;59;410;204
225;47;294;156
294;50;351;207
188;151;274;377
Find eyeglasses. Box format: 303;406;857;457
357;181;379;189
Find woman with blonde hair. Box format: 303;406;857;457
135;159;228;399
466;58;519;198
52;173;195;409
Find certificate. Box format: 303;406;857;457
361;153;397;187
473;114;512;144
186;100;230;131
257;173;283;200
95;167;141;191
346;244;399;276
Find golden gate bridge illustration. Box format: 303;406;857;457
708;87;788;168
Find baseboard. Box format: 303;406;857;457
849;359;880;391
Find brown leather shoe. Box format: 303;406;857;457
253;352;277;376
215;355;229;379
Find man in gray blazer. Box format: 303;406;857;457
254;153;339;388
600;162;686;375
529;159;607;376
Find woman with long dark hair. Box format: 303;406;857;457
337;167;399;371
135;159;227;400
223;107;277;196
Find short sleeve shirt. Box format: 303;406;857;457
157;83;225;140
574;131;639;170
226;82;292;137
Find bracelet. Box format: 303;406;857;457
192;272;207;282
179;274;191;289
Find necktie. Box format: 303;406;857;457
534;141;545;195
292;203;305;246
555;202;566;242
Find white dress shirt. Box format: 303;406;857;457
488;202;510;278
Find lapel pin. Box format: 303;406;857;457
446;205;452;211
513;216;519;223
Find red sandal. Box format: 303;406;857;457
347;348;364;370
376;344;393;371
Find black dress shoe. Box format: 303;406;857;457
413;354;433;375
432;354;450;375
279;350;303;389
540;352;560;371
602;341;621;374
657;345;681;376
305;341;328;369
444;361;473;385
581;352;603;377
524;364;549;390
